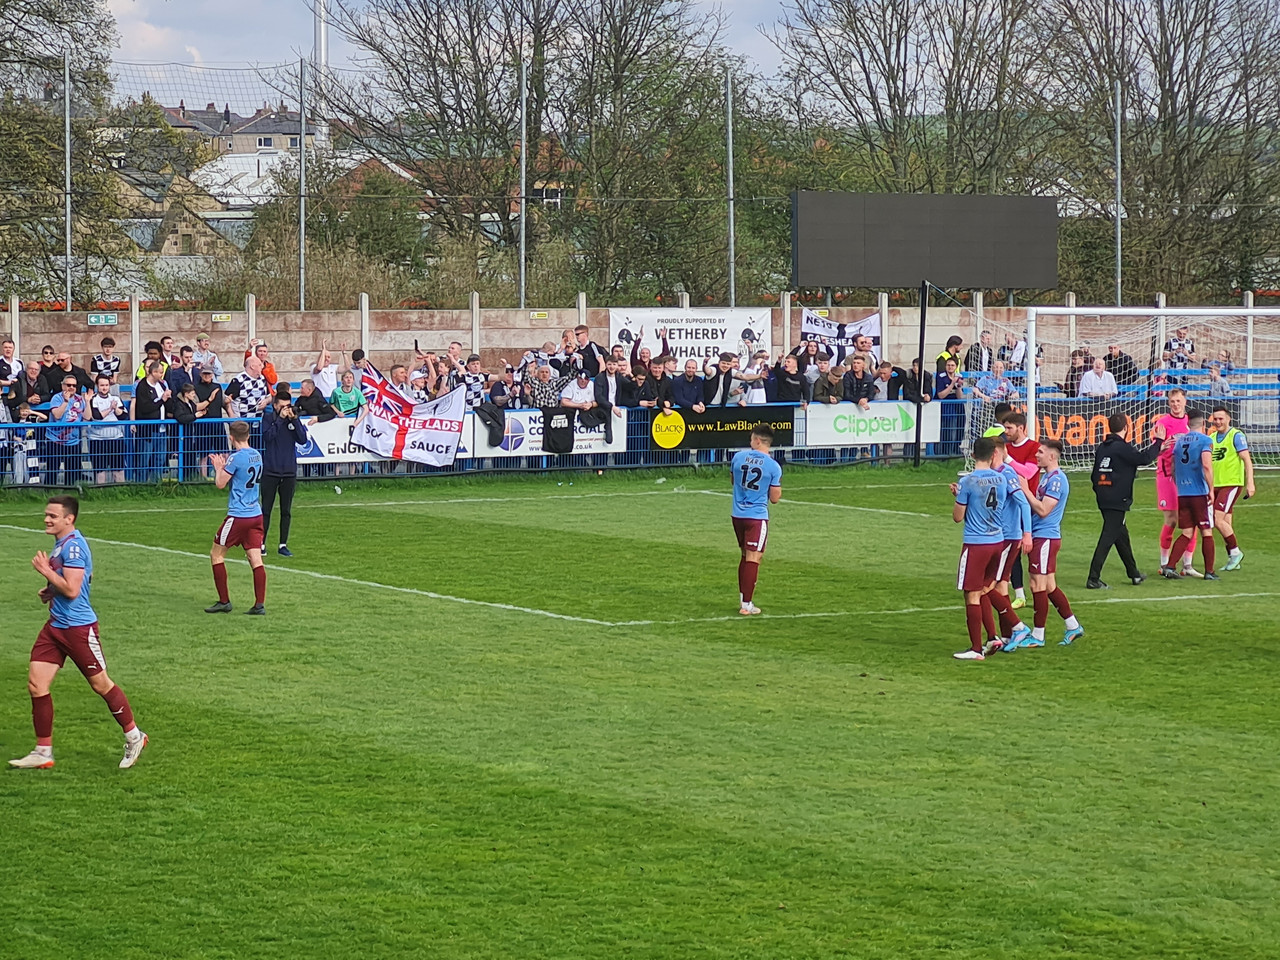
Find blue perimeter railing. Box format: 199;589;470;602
4;391;1280;489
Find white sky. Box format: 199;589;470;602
108;0;782;73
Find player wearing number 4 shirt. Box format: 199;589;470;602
730;425;783;615
10;496;148;770
952;436;1014;660
1162;409;1218;580
206;420;268;614
1016;438;1084;647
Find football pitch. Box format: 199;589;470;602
1;464;1278;959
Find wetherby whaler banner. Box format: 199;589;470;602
352;384;468;465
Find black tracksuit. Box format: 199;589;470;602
1089;432;1163;579
260;406;309;548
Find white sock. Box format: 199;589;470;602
1014;588;1025;600
1065;615;1080;630
125;727;143;743
1032;627;1045;642
1183;550;1195;567
35;744;52;757
1230;547;1242;557
1160;548;1170;565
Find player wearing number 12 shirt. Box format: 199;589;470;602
205;419;268;615
730;424;783;615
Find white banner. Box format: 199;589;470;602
609;307;772;365
295;417;381;463
473;408;627;458
294;415;474;463
800;309;882;365
805;401;941;445
351;386;469;465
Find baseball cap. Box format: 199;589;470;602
410;368;428;381
196;333;210;341
576;367;590;378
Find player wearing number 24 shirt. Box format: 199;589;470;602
730;424;783;616
205;420;269;615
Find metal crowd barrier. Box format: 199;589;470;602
2;395;1278;489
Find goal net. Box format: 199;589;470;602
968;307;1280;471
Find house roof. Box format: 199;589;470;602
234;110;317;137
191;150;294;207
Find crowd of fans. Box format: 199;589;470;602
0;322;1261;486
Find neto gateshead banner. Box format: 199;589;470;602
649;406;796;451
351;386;468;465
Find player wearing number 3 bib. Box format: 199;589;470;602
205;420;268;615
730;425;783;616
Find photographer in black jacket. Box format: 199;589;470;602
1088;413;1166;588
260;384;309;558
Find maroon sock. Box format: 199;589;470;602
1033;591;1049;629
252;565;267;605
979;592;997;641
990;591;1018;636
1225;533;1238;551
100;684;135;732
32;693;53;746
1047;587;1073;619
1170;535;1190;564
740;561;759;604
212;562;230;603
1202;535;1215;574
965;603;984;651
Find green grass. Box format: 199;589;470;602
1;464;1279;959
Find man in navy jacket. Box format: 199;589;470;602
259;385;309;558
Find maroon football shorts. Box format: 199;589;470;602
214;514;265;550
732;516;769;555
30;621;106;676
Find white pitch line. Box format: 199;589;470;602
691;488;933;518
4;521;1273;629
0;523;615;626
0;489;680;518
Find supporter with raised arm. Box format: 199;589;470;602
523;363;573;409
192;333;223;379
773;353;806;405
702;352;746;407
311;340;342;398
629;326;671;370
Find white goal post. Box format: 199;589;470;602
972;306;1280;470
